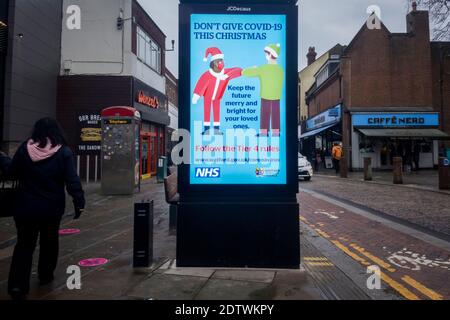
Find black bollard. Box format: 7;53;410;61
133;200;154;268
393;157;403;184
364;157;372;181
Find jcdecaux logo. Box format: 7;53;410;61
195;168;221;178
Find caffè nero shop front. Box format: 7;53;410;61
351;112;449;170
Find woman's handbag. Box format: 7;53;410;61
0;177;17;218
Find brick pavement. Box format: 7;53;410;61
300;175;450;236
314;169;445;193
299;191;450;300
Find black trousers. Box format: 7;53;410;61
333;159;340;173
8;217;61;295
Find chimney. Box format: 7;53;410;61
406;3;430;39
307;47;317;66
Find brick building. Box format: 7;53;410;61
57;0;171;181
300;6;450;170
431;42;450;149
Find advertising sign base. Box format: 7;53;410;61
177;201;300;269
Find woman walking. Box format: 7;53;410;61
0;118;85;300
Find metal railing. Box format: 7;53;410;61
76;154;100;184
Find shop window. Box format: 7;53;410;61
359;134;375;153
316;68;329;87
137;26;161;74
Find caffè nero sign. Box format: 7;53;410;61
352;113;440;128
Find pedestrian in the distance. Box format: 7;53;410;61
314;149;322;172
0;118;85;300
413;143;420;172
404;142;413;173
332;142;343;174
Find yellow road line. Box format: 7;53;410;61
315;228;331;238
306;262;334;267
350;244;396;273
332;242;422;300
402;276;443;300
331;240;371;266
379;272;421;300
304;257;328;261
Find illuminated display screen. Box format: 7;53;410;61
190;13;287;185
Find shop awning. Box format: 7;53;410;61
357;128;450;139
300;123;337;139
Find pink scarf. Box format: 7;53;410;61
27;139;62;162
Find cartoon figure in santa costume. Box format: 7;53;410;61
192;47;242;135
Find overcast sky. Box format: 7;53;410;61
138;0;411;76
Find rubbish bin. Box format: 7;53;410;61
157;156;167;183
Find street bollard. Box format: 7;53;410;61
157;156;167;184
364;157;372;181
169;204;177;235
133;200;154;268
393;157;403;184
340;156;348;178
438;157;450;190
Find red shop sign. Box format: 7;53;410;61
137;91;159;109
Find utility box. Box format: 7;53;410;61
157;156;167;183
101;107;141;195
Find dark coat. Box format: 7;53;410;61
0;143;85;219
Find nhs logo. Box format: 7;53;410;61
195;168;221;178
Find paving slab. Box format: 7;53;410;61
212;270;275;283
164;268;215;278
126;274;208;300
43;253;154;300
270;270;325;300
195;279;271;300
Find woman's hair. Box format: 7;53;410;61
30;118;67;148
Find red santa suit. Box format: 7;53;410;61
192;47;242;128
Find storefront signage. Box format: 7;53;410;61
137;91;159;109
189;11;287;185
77;113;101;154
352;113;439;128
105;119;132;125
306;104;341;132
443;158;450;167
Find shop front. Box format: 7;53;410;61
351;112;450;170
300;104;342;164
133;78;170;180
57;75;170;182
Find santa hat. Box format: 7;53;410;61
264;43;281;58
203;47;224;62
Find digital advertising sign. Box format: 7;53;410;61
177;1;299;269
189;13;287;185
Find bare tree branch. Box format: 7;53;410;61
407;0;450;40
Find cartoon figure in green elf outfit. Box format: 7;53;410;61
242;43;284;137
